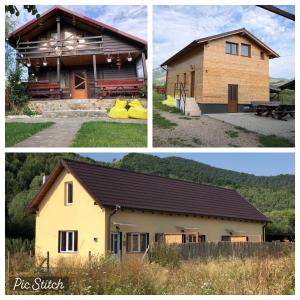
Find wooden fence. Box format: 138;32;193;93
150;242;295;261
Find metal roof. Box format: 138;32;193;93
28;159;269;223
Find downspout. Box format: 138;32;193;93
107;205;121;254
161;65;168;99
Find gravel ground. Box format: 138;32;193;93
208;113;295;144
153;110;261;147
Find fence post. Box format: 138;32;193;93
46;251;50;272
88;251;92;263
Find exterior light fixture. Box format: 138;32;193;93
27;58;31;67
127;52;132;62
43;57;47;66
106;54;112;63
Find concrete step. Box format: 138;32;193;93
42;109;107;118
184;97;201;117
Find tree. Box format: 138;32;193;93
5;5;40;18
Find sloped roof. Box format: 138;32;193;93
161;28;279;66
7;5;147;47
28;159;269;223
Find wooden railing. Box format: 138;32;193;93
16;36;103;59
174;82;187;114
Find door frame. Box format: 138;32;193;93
111;232;122;258
72;70;88;99
190;71;195;97
228;84;238;112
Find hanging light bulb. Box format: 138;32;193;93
106;54;112;63
27;58;31;67
43;57;47;66
127;52;132;62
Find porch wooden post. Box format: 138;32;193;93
57;57;61;99
141;51;147;80
93;55;97;82
56;16;61;40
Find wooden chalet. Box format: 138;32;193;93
6;6;147;100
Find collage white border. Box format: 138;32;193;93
1;0;298;298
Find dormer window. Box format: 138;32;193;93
65;182;73;205
260;51;265;60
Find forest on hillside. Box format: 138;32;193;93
5;153;294;240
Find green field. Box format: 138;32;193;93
71;121;147;147
5;122;54;147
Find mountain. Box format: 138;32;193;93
5;153;294;239
153;67;166;86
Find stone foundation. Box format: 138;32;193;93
28;98;147;113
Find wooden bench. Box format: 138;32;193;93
95;79;144;97
28;83;61;99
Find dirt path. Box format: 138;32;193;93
153;110;261;147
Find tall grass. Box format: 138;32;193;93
6;253;294;295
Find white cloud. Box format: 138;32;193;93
153;5;295;78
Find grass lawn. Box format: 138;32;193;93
259;135;294;147
5;122;54;147
71;121;147;147
153;91;182;114
153;113;177;129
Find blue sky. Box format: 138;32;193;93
153;5;295;79
79;153;295;176
14;5;147;40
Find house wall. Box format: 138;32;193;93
166;46;204;102
109;209;264;258
35;170;107;265
202;34;270;105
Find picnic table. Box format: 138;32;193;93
251;101;295;121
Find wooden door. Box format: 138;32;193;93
72;71;88;99
190;71;195;97
228;84;238;112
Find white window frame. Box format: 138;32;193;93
59;231;76;253
65;182;73;206
127;232;148;253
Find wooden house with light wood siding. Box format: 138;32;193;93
161;28;279;114
27;159;268;264
6;6;147;103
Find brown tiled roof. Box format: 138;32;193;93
161;28;279;66
28;159;269;222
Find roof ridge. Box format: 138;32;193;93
61;158;240;193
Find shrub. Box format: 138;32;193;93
6;66;28;109
149;243;181;267
5;238;34;255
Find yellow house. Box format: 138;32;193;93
28;159;269;264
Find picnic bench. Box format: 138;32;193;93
251;101;295;121
28;82;61;99
95;79;144;97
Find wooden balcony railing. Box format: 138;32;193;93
16;36;103;59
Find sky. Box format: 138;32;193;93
79;153;295;176
153;5;295;79
13;5;147;40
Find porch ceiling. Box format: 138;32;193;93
18;52;141;67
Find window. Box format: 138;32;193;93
183;73;187;87
176;75;180;86
199;235;206;242
187;234;197;243
58;231;78;252
225;42;238;55
260;51;265;60
65;182;73;205
241;44;251;57
126;233;149;252
155;233;165;244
